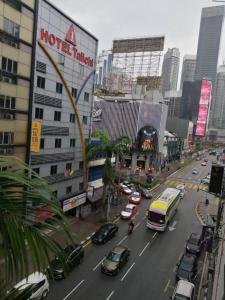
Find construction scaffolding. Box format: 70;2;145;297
111;36;165;93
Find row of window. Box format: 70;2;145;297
35;107;88;124
2;57;17;74
51;182;84;199
0;132;14;145
39;137;76;149
33;161;83;176
4;17;20;39
37;75;89;101
0;95;16;109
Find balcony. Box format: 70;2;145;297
43;169;83;185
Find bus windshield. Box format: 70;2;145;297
148;211;165;224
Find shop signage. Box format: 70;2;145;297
40;25;94;67
31;120;41;153
62;192;86;212
36;206;54;222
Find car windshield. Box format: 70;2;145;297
189;236;199;245
133;192;139;196
174;295;189;300
124;207;132;213
180;260;193;272
107;251;120;262
149;211;165;224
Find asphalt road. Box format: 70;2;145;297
46;156;213;300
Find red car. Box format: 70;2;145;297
129;192;141;205
121;204;137;220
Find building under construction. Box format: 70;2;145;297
103;36;165;94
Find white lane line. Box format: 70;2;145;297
139;232;158;257
121;262;135;281
106;290;115;300
178;252;183;261
134;222;141;230
63;280;85;300
117;235;128;245
93;257;105;271
164;279;170;293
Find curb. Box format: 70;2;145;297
195;201;205;226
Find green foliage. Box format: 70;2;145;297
102;157;115;185
0;156;72;297
92;130;111;145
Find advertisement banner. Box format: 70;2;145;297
195;121;206;137
31;121;41;152
36;207;54;222
197;105;209;121
62;192;86;212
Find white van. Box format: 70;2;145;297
13;272;49;299
171;279;195;300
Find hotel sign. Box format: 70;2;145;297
40;24;94;67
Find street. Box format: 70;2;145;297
46;155;213;300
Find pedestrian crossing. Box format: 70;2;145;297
164;178;208;192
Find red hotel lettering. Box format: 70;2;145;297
40;28;94;67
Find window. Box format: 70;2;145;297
4;18;20;38
0;132;14;145
0;166;8;172
66;186;72;194
56;82;63;94
79;161;83;170
84;92;89;102
70;139;76;147
36;61;46;73
79;182;84;191
66;163;72;171
79;63;84;76
83;116;88;125
40;138;45;149
58;53;65;65
70;114;75;123
72;88;77;98
2;57;17;73
55;138;61;148
37;76;45;89
50;165;57;175
0;95;16;109
32;168;40;175
54;111;61;121
35;107;43;119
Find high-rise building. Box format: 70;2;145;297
180;55;196;89
0;0;35;163
161;48;180;96
194;5;225;90
164;90;182;118
210;66;225;128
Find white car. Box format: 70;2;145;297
171;279;195;300
12;272;49;299
129;192;141;204
176;184;186;198
119;183;132;195
202;175;210;184
192;169;198;174
121;204;137;220
201;162;207;166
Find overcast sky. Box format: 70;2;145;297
53;0;225;65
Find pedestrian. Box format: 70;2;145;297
167;166;170;172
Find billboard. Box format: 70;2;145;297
31;121;41;152
195;80;212;137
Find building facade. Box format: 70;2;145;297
180;55;196;89
0;0;35;163
194;5;224;90
161;48;180;96
29;0;98;219
164;90;182;118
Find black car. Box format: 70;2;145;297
49;244;84;279
176;253;198;282
138;186;152;199
186;233;202;255
92;223;118;244
101;245;130;276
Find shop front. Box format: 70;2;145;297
61;192;86;217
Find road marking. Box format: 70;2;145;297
178;252;183;261
121;262;135;281
83;240;92;248
93;257;105;271
106;291;115;300
173;265;177;273
139;232;157;257
169;221;177;231
117;235;127;245
113;216;121;223
164;279;170;293
63;280;85;300
134;222;141;230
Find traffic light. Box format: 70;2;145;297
209;165;224;194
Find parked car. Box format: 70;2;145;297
201;175;210;184
170;280;195;300
204;158;208;162
129;191;141;204
119;183;132;195
11;272;49;299
201;162;207;166
101;245;130;275
92;223;118;245
49;244;84;279
192;169;198;174
176;253;198;282
121;204;137;220
139;186;152;199
176;184;186;198
186;233;202;255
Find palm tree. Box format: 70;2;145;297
0;156;72;298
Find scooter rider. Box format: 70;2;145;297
128;220;135;234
